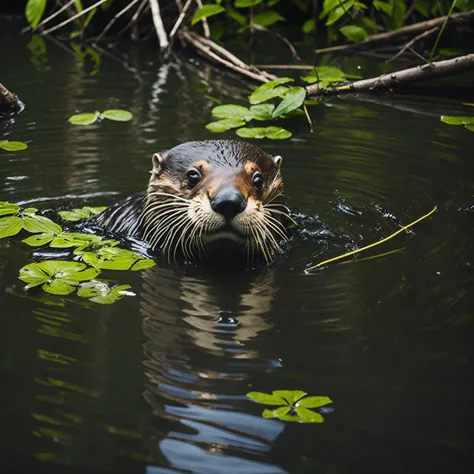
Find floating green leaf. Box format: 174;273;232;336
77;281;134;304
339;25;368;42
58;206;107;222
81;247;155;271
73;238;120;255
300;66;356;89
465;124;474;132
100;109;133;122
0;202;20;217
191;4;225;26
249;78;293;105
23;232;100;249
19;260;100;295
236;126;292;140
0;216;23;238
247;389;332;423
22;214;62;234
249;104;275;121
206;119;246;133
212;104;253;121
0;140;28;152
253;11;285;27
272;87;306;118
440;115;474;125
302;18;315;34
25;0;47;28
68;111;100;125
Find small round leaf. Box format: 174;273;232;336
101;109;133;122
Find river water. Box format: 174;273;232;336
1;19;473;474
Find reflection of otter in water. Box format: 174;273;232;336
140;265;288;473
94;140;292;263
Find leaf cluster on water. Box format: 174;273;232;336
247;390;332;423
58;206;107;221
441;115;474;132
68;109;133;126
205;66;351;139
1;201;155;303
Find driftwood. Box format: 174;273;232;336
315;9;474;54
306;53;474;96
0;83;24;114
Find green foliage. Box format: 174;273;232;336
272;87;306;118
253;11;285;27
68;110;133;125
80;247;155;271
58;206;107;221
77;281;134;304
339;25;367;42
0;140;28;152
25;0;47;28
236;126;291;139
235;0;263;7
249;78;293;104
1;201;155;304
0;203;62;239
191;4;226;26
301;66;356;88
441;115;474;132
247;390;332;423
19;261;100;295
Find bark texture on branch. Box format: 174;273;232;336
306;54;474;96
0;83;24;114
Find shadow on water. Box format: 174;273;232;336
1;18;474;474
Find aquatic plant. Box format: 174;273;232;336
441;115;474;132
0;201;155;303
247;390;332;423
68;109;133;125
59;206;107;221
0;140;28;152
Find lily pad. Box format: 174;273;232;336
81;246;155;271
440;115;474;125
211;104;253;121
0;202;20;217
68;111;100;125
101;109;133;122
249;78;293;105
236;126;292;140
272;87;306;118
206;119;246;133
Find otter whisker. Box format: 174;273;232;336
146;209;189;250
262;215;288;243
147;191;191;204
143;207;188;244
254;219;282;258
265;207;299;227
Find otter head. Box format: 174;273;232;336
143;140;291;262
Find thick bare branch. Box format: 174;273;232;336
149;0;169;50
0;83;24;114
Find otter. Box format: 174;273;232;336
93;140;293;262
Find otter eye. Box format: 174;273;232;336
252;171;264;191
186;167;202;189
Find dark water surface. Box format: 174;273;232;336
1;21;474;474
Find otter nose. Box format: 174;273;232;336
210;187;246;219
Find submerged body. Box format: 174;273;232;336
93;140;292;262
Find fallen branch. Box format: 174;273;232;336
305;206;437;273
315;9;474;54
149;0;169;51
0;83;24;114
306;53;474;96
181;31;276;83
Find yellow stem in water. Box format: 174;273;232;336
305;206;437;273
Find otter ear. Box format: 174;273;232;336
151;151;167;175
273;155;283;169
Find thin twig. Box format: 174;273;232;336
23;0;75;33
169;0;193;43
96;0;142;42
40;0;109;36
429;0;458;62
113;0;149;39
252;24;300;60
315;9;474;54
195;0;210;39
254;64;315;70
149;0;169;50
305;206;437;273
386;27;439;63
182;31;272;83
302;103;313;133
